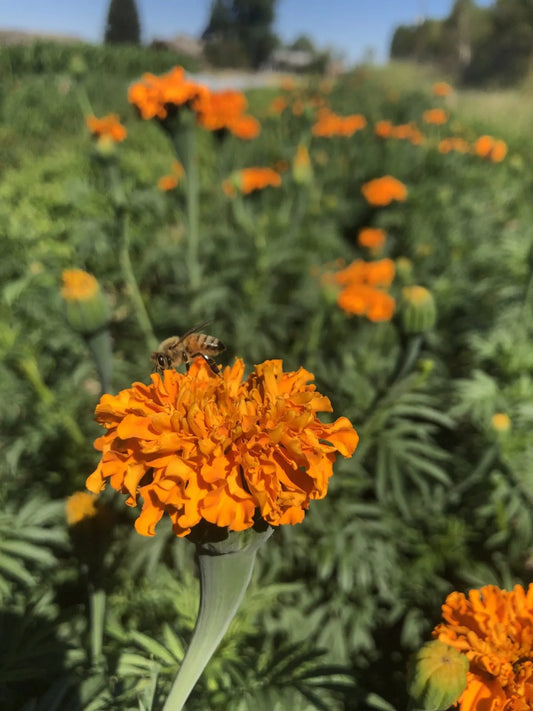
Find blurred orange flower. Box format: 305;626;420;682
157;175;179;191
332;258;395;321
194;89;260;139
361;175;407;206
157;160;184;191
433;81;453;97
86;114;127;142
223;167;282;196
374;120;393;138
128;66;207;120
312;110;367;137
438;137;470;154
433;584;533;710
269;96;287;114
474;135;508;162
423;108;448;125
86;358;359;537
358;227;386;253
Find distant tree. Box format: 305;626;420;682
104;0;141;45
202;0;278;69
289;35;315;53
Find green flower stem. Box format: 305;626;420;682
18;356;84;445
75;83;94;120
170;126;201;291
89;585;106;669
392;334;424;384
86;328;113;395
162;528;273;711
118;210;157;352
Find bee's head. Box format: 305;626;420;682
151;351;170;374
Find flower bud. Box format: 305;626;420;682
491;412;511;433
407;640;468;710
61;269;111;336
400;286;436;334
292;144;313;185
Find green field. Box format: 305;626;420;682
2;45;533;710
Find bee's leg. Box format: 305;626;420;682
191;353;222;376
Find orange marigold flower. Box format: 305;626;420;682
224;167;282;196
269;96;287;114
423;108;449;125
490;139;508;162
433;584;533;710
433;81;453;97
333;258;396;322
439;137;470;154
158;174;179;192
86;113;127;142
374;120;393;138
86;359;359;537
358;227;387;252
194;89;260;139
474;135;507;162
128;66;207;121
61;269;99;302
361;175;408;206
312;110;367;137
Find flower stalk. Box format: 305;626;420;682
163;528;273;711
170;119;202;292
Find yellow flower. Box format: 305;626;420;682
61;269;99;302
61;269;110;335
434;584;533;710
66;492;99;526
86;359;358;538
491;412;511;432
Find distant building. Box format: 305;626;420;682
267;48;314;72
150;34;204;59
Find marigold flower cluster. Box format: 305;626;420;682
128;66;260;140
332;258;396;322
269;96;287;114
474;135;507;162
438;137;470;154
433;81;453;97
86;359;359;537
361;175;408;206
222;167;282;197
374;120;424;145
193;89;260;139
86;114;127;142
433;584;533;710
312;109;367;137
128;66;207;120
422;108;449;125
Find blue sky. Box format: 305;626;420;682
0;0;494;64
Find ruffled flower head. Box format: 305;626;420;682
86;359;358;538
361;175;407;206
433;584;533;710
86;114;127;142
128;66;208;121
331;258;396;322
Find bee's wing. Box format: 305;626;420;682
168;320;213;351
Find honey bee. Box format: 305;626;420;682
151;321;225;376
